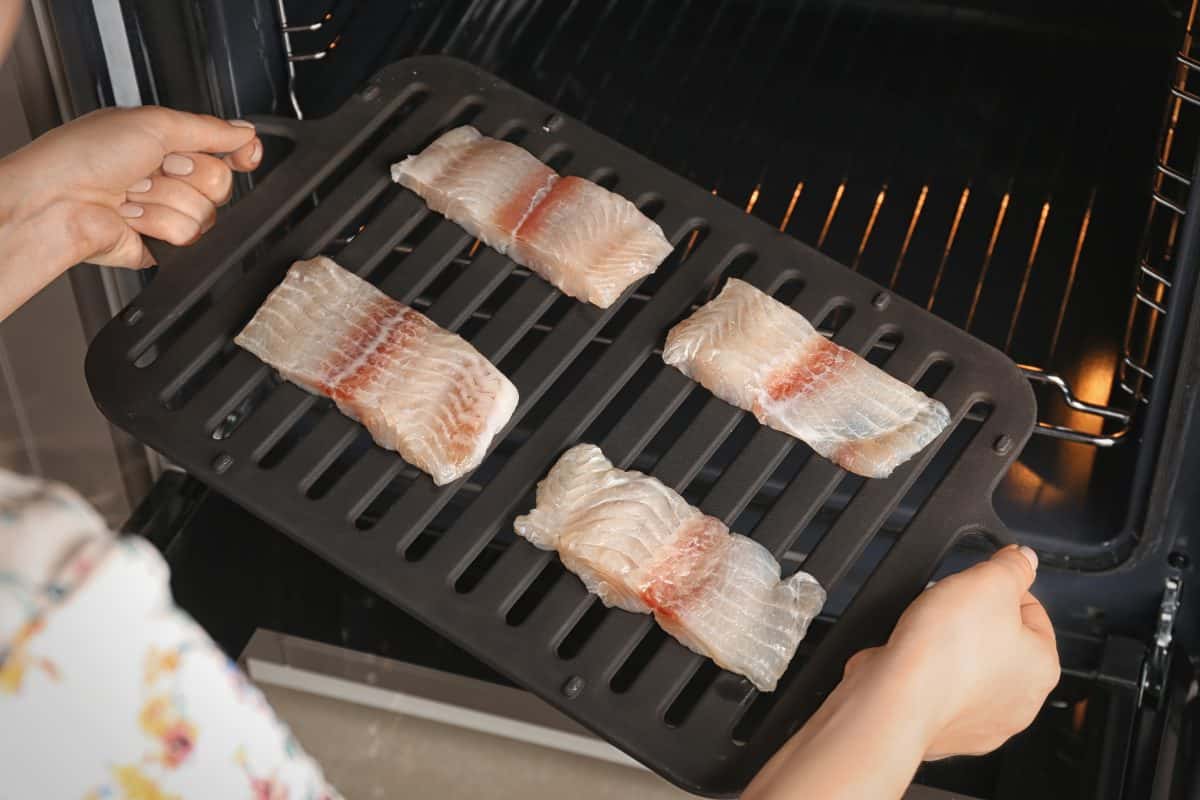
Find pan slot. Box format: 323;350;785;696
556;599;609;659
453;540;507;593
590;168;618;189
161;342;238;411
730;621;832;746
353;471;419;531
663;662;723;728
543;145;574;172
366;212;444;287
259;401;329;469
679;415;762;507
130;296;212;369
505;561;564;626
879;396;987;535
579;357;664;448
211;373;280;441
632;386;712;476
306;429;373;500
610;627;668;694
257;89;437;264
401;449;513;557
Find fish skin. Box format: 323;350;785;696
663;279;950;478
515;443;824;692
392;127;673;308
235;256;518;486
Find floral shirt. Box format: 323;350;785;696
0;471;338;799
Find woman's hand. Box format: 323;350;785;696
850;544;1060;760
745;545;1060;800
0;106;261;318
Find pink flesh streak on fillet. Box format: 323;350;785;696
662;279;950;478
392;126;674;308
514;444;825;692
234;256;518;486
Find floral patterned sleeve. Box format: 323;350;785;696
0;470;340;799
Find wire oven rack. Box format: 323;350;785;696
86;57;1035;796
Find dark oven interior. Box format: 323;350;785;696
102;0;1200;797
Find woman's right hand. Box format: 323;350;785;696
745;546;1060;800
848;544;1060;760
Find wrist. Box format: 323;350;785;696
835;645;945;757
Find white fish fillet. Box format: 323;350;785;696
514;444;825;692
663;279;950;478
391;126;674;308
234;256;518;486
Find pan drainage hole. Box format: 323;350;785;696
731;621;831;745
663;662;725;728
161;342;240;411
542;143;574;172
876;399;993;539
211;372;279;440
258;400;327;469
305;429;373;499
352;471;418;531
632;384;714;476
556;599;609;659
366;211;444;288
505;561;564;626
265;88;436;263
453;539;509;593
579;357;663;446
609;627;668;694
590;168;618;190
681;414;763;507
734;442;816;531
130;294;213;371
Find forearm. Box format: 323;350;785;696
744;649;935;800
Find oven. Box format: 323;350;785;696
7;0;1200;797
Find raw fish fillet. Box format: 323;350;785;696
663;279;949;478
514;444;825;692
392;126;674;308
234;256;518;486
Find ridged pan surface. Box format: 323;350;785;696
85;57;1035;797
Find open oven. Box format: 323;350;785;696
7;0;1200;797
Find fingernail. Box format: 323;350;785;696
228;119;255;129
250;140;262;165
127;178;153;194
1018;545;1039;573
162;154;194;176
119;203;144;219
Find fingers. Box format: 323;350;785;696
980;544;1038;598
1019;592;1055;640
225;137;263;173
135;107;257;155
126;176;217;233
159;153;237;205
121;201;204;247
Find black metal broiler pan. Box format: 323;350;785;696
85;56;1036;797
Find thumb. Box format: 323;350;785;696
985;544;1038;597
140;107;257;155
